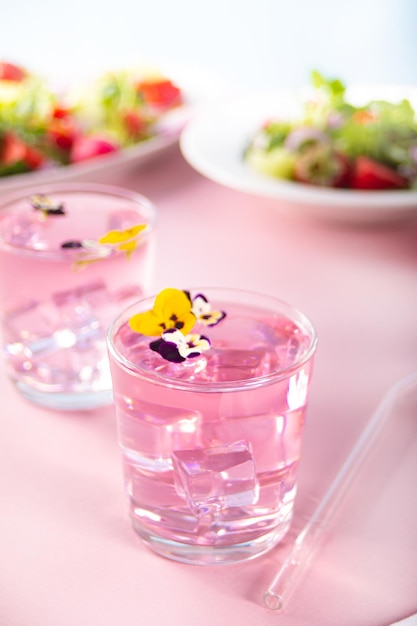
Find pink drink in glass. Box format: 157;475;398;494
0;183;156;410
107;288;317;564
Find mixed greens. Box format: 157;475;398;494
0;61;183;177
245;71;417;190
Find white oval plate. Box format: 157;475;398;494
180;85;417;224
0;61;224;196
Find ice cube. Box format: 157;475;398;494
202;410;304;473
5;280;108;359
205;316;280;381
1;211;46;250
21;340;110;389
3;279;141;364
215;346;276;380
53;280;142;331
3;294;111;388
53;280;116;351
208;314;305;374
3;299;61;364
209;316;276;349
117;399;202;472
172;441;258;515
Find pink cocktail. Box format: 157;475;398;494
107;288;317;564
0;183;156;410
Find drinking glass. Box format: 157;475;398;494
107;287;317;564
0;182;156;410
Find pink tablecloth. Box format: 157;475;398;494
1;146;416;626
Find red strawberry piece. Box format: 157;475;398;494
70;135;119;163
1;132;43;169
122;110;147;138
0;61;27;82
351;156;408;190
137;79;182;109
47;117;79;151
52;105;73;119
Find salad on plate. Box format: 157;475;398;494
244;71;417;191
0;60;184;178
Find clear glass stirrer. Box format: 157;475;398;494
263;370;417;611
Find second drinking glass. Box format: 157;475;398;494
0;182;156;410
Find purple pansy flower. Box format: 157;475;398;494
150;328;211;363
192;293;226;327
30;194;66;216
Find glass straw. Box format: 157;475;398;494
263;371;417;611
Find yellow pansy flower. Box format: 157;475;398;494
129;288;196;337
98;224;147;258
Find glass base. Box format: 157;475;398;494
132;518;291;565
14;380;114;411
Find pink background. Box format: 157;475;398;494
0;146;416;626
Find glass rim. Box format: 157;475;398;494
0;181;157;260
107;287;318;393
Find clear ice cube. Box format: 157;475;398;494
209;316;275;349
202;414;281;474
3;281;141;386
118;399;202;472
172;440;259;515
202;410;304;473
2;211;46;250
3;299;62;364
3;280;142;363
207;314;304;375
206;317;281;380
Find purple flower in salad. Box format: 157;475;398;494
284;127;328;152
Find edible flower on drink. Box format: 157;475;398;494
61;238;113;271
129;288;196;336
30;194;66;217
129;288;227;363
191;293;226;326
150;329;211;363
98;224;147;258
60;222;147;270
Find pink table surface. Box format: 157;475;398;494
1;146;417;626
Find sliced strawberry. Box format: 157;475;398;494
122;109;148;139
0;132;43;170
70;135;119;163
23;144;44;169
294;145;351;187
51;105;73;119
47;117;79;151
137;79;182;109
351;156;408;190
1;132;27;164
0;61;27;82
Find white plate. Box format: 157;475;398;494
0;61;224;196
180;85;417;224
